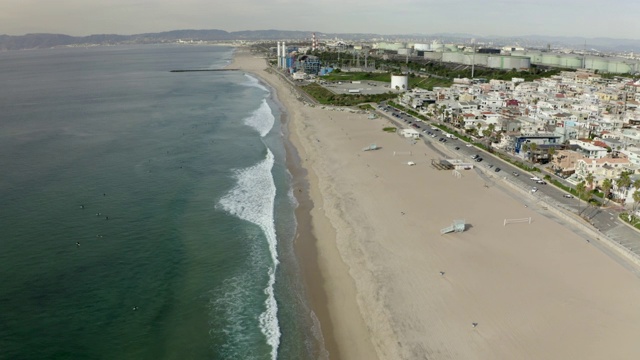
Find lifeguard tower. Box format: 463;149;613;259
440;219;466;235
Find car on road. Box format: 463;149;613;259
530;176;541;181
495;167;501;172
488;164;494;169
563;194;574;198
531;187;538;193
471;154;479;159
512;172;519;177
475;158;483;162
466;144;473;147
536;180;547;185
454;147;460;150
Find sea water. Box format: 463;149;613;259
0;45;323;359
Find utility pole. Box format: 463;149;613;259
471;38;476;79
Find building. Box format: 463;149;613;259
399;128;420;139
569;140;608;159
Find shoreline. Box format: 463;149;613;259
229;46;640;360
227;48;365;359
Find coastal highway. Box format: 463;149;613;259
376;105;640;262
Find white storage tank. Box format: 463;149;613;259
442;52;463;63
541;54;560;66
431;42;444;52
559;56;583;68
423;52;442;61
414;43;431;51
391;74;409;91
608;60;632;73
473;53;489;66
585;57;609;72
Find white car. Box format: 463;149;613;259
531;187;538;193
466;144;473;147
563;194;574;198
530;176;541;181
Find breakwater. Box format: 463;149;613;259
170;69;239;72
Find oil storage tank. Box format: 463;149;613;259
442;52;463;63
391;74;409;91
584;57;609;72
541;54;560;66
414;43;431;51
487;55;531;70
559;55;583;69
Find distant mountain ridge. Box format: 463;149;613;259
1;29;639;52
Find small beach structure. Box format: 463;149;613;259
440;219;466;234
362;143;380;151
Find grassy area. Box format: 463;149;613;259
619;213;640;230
383;127;397;133
358;104;375;111
300;83;397;106
409;76;453;90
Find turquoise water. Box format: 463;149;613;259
0;45;322;359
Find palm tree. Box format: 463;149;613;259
576;181;587;215
632;190;640;218
616;172;632;205
602;178;613;205
585;173;595;191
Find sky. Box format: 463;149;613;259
1;0;639;40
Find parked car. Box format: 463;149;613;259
495;167;501;172
512;172;519;177
471;154;479;159
531;187;538;193
466;144;473;147
536;180;547;185
454;147;460;150
475;158;483;162
563;194;574;198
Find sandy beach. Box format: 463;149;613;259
231;47;640;360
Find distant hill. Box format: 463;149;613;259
1;29;639;52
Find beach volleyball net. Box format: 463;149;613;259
503;217;532;226
393;151;413;156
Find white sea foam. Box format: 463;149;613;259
243;73;269;93
244;99;275;137
218;149;280;360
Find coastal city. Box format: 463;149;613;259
4;10;640;357
265;37;640;237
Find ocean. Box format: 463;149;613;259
0;45;323;359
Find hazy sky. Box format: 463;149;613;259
1;0;638;39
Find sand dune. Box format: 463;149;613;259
231;48;640;360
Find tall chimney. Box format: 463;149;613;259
282;42;287;69
277;42;281;68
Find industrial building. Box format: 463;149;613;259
511;50;640;74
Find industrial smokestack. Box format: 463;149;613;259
282;42;287;69
277;42;281;68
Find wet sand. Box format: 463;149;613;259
231;47;640;360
